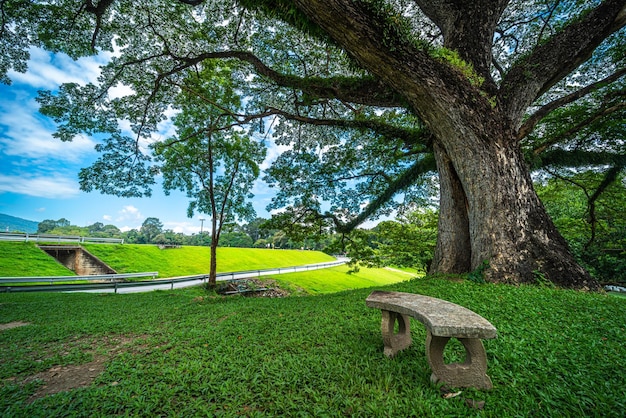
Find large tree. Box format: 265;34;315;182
4;0;625;289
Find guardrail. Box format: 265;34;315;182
0;260;347;293
0;232;124;244
0;272;158;284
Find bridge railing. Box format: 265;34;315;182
0;232;124;244
0;272;158;284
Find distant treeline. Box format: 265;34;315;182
34;217;331;251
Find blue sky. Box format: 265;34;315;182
0;48;279;234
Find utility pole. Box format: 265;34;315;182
199;218;205;235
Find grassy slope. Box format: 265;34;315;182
0;242;406;293
83;244;336;278
275;265;413;294
0;278;624;416
0;242;74;277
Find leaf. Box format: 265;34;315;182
465;399;486;410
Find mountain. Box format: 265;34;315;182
0;213;40;233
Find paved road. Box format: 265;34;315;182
73;258;349;294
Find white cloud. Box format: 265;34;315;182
164;220;203;235
8;47;107;89
0;97;96;161
0;174;80;198
115;205;143;222
260;140;290;170
102;214;112;221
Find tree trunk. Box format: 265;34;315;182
208;238;217;288
430;141;470;274
430;123;600;290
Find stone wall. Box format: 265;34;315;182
39;246;117;275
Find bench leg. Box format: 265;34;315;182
426;331;493;390
380;310;412;357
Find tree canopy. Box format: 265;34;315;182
3;0;625;289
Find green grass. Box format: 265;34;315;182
1;276;624;416
0;242;336;279
0;242;74;277
275;265;413;294
83;244;336;278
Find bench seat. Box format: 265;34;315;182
366;290;497;389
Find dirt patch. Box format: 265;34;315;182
0;321;30;331
23;356;108;402
6;334;146;402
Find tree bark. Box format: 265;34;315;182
431;121;597;289
209;239;217;288
430;141;470;274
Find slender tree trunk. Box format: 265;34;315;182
208;237;218;287
430;141;470;274
208;217;219;288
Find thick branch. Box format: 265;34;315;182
259;107;428;148
415;0;509;94
334;154;437;233
173;81;425;147
519;67;626;140
501;0;626;123
163;50;403;107
533;101;626;156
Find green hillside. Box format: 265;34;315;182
0;242;74;277
0;242;410;294
0;213;39;234
0;242;336;279
82;244;336;278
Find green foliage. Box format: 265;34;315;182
536;173;626;283
342;209;438;272
139;217;163;243
218;232;253;248
37;218;70;234
466;260;489;284
1;278;624;416
430;47;484;87
155;61;265;249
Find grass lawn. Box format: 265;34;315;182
0;242;74;277
275;265;414;294
1;276;624;416
83;244;336;278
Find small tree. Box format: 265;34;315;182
374;209;438;272
155;63;266;287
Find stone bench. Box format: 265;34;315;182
366;290;497;389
